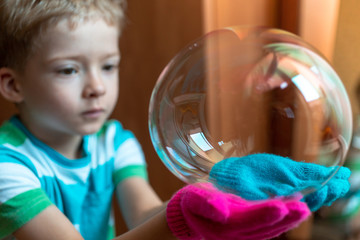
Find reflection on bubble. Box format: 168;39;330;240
149;26;353;196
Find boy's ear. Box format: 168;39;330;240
0;67;24;103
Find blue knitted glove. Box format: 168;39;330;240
209;153;351;211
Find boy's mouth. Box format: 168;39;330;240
82;108;105;118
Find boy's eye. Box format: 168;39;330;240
58;68;78;75
102;64;118;72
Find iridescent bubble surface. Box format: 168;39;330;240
149;26;353;196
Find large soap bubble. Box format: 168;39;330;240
148;26;352;197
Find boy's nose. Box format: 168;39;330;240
83;75;106;98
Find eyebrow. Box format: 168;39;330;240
103;53;121;60
46;52;120;63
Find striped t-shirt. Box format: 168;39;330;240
0;116;148;240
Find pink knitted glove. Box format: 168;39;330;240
166;183;310;240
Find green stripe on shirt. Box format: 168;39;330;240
0;121;26;146
0;188;53;238
113;165;148;186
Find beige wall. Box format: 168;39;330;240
333;0;360;118
298;0;360;121
299;0;341;62
202;0;279;32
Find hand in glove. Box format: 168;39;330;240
166;183;310;240
209;153;351;211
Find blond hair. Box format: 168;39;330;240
0;0;126;71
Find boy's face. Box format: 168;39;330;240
17;19;120;137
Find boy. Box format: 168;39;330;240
0;1;350;240
0;1;172;239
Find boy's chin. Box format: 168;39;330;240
79;122;106;135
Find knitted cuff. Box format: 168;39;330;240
166;187;201;240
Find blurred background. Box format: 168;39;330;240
1;0;359;239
